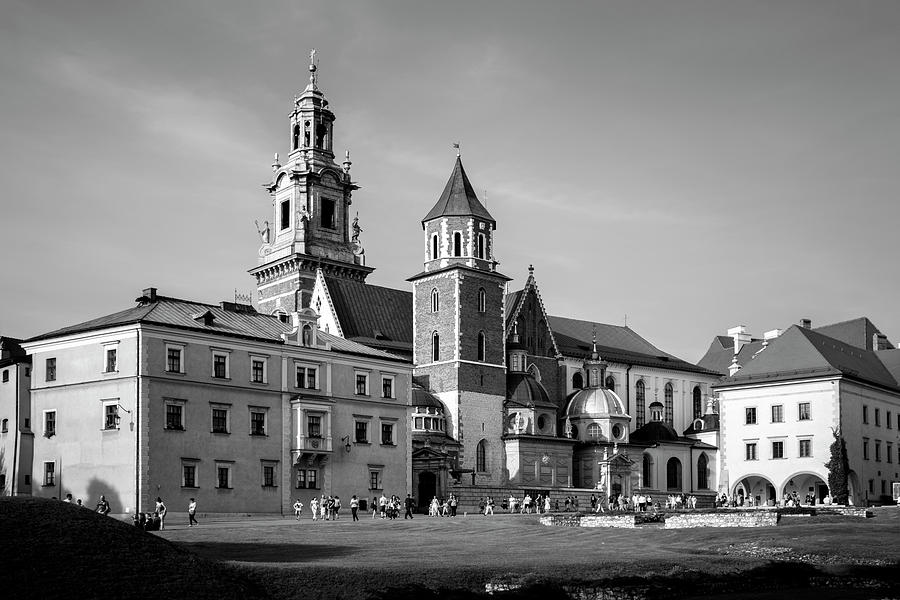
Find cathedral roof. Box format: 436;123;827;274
323;276;413;356
411;383;444;409
564;387;628;419
630;421;682;444
422;157;495;224
505;372;556;409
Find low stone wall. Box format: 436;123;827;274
540;514;636;528
815;506;871;518
665;511;777;529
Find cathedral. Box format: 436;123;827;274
253;55;723;508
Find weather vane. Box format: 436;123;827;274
452;142;460;157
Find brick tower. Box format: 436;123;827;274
409;156;510;483
250;50;372;317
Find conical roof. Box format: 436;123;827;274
422;157;495;223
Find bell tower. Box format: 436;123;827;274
409;155;510;483
250;50;372;317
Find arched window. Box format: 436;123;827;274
476;439;487;472
635;380;646;427
650;402;663;422
511;355;519;371
432;332;440;362
301;324;313;346
693;386;702;419
590;369;599;387
477;233;486;259
292;124;300;150
431;234;439;260
587;423;601;439
572;372;583;390
605;375;615;391
431;288;439;312
303;121;311;147
478;288;486;312
453;232;462;257
477;331;486;362
642;454;653;488
697;453;709;490
666;457;682;491
664;383;674;424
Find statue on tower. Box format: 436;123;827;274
255;220;271;244
351;212;363;244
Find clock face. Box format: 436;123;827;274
541;453;551;465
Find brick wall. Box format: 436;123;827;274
539;514;636;528
664;511;778;528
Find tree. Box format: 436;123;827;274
825;427;850;504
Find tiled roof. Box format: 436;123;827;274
697;337;764;375
813;317;892;351
876;349;900;384
717;325;900;391
26;295;403;362
422;157;495;223
324;277;413;348
548;315;716;375
504;291;524;328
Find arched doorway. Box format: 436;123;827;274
418;471;437;508
666;457;682;491
697;453;709;490
781;472;829;505
733;475;776;506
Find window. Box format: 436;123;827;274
250;409;267;436
216;464;232;489
888;443;894;464
356;372;369;396
166;345;184;373
745;407;757;425
43;462;55;486
745;442;758;461
771;441;784;459
635;380;646;427
381;376;394;399
431;234;438;260
355;420;369;443
104;404;119;430
453;231;462;257
697;454;709;489
165;402;184;431
302;324;313;346
605;375;616;391
105;348;117;373
572;372;583;390
381;422;394;445
414;417;423;429
431;288;439;312
649;402;663;422
320;198;336;229
307;415;322;438
799;439;812;457
369;470;382;490
44;410;56;437
251;358;266;384
296;468;319;489
261;461;277;488
642;454;653;488
798;402;811;421
292;124;300;150
182;463;198;488
477;331;486;362
666;458;682;490
432;332;440;362
875;408;881;427
863;405;869;424
477;233;486;259
1;418;7;433
771;405;783;423
211;407;229;434
664;383;673;424
587;423;601;439
46;358;56;382
212;352;229;379
476;440;487;472
296;365;318;390
863;438;870;460
478;288;486;313
875;440;881;462
280;199;290;230
887;411;893;429
1;369;7;383
692;387;702;419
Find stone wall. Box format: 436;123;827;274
444;484;604;513
540;514;636;528
665;511;777;528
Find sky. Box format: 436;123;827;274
1;0;899;363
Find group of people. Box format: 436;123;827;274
377;493;415;519
427;494;460;516
294;494;346;521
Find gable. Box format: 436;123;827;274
504;273;560;358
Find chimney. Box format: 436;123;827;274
800;318;812;329
727;325;752;355
764;329;782;341
143;287;157;302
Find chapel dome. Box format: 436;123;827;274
506;372;554;408
564;387;627;418
630;420;680;443
411;383;444;411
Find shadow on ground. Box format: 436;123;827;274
179;542;355;563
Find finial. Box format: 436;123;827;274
452;142;460;157
342;149;352;174
591;326;600;360
528;264;534;276
308;48;318;88
272;152;281;171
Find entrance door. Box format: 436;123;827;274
816;483;828;503
418;471;437;508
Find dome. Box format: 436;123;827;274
411;383;444;410
564;387;627;418
630;420;680;443
506;372;555;408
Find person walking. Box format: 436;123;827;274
404;493;415;519
155;497;168;530
310;496;319;521
188;498;198;527
350;495;359;521
293;499;304;520
449;494;458;517
333;496;342;520
485;496;494;515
